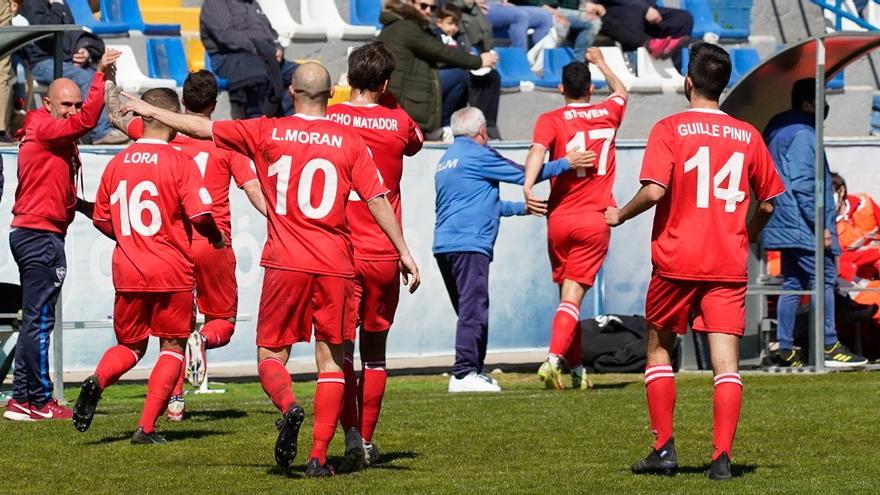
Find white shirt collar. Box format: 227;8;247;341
135;138;169;145
686;108;727;115
294;113;328;121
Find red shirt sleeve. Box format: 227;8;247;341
349;135;389;202
531;113;556;150
403;115;424;157
126;118;145;140
93;171;112;223
35;72;105;146
227;151;257;188
212;118;266;159
749;139;785;201
604;94;627;127
176;154;213;219
640;120;675;188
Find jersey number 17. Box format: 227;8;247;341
566;129;615;177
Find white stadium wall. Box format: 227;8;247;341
1;139;879;372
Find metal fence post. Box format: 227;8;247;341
813;39;827;373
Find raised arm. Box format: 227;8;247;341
104;80;136;133
122;92;213;139
586;47;627;99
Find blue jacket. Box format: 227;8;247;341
760;110;840;255
433;136;571;258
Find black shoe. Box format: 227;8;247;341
770;347;804;368
72;375;102;432
305;457;335;478
824;341;868;368
130;427;168;445
631;438;678;476
274;403;305;468
707;452;732;481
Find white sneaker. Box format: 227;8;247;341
448;372;501;393
363;440;381;466
185;331;207;387
166;395;185;422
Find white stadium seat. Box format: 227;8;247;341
598;46;663;93
108;44;178;93
300;0;377;40
256;0;326;47
635;47;685;92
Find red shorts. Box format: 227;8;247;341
353;259;400;332
193;239;238;319
256;268;357;347
113;291;194;344
645;274;746;336
547;211;610;286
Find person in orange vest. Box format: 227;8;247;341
832;172;880;281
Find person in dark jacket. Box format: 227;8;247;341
596;0;690;58
511;0;604;61
200;0;297;118
377;0;498;138
761;78;867;368
435;107;594;392
3;49;119;422
20;0;126;144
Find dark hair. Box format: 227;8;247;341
438;4;462;23
686;42;731;101
561;61;592;99
791;78;816;109
348;41;396;92
183;70;218;114
142;87;180;113
831;171;846;191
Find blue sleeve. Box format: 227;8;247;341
788;131;817;229
537;158;572;182
500;201;527;217
473;147;531;184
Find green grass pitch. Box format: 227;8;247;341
2;372;878;494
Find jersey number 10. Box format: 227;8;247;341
566;129;615;177
268;156;339;220
683;147;746;213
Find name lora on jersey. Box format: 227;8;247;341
123;151;159;164
270;128;344;148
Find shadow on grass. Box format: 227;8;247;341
676;463;759;478
86;429;226;445
186;409;248;421
591;382;636;390
261;451;420;478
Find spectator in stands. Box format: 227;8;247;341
434;4;502;140
378;0;498;138
200;0;297;118
832;172;880;280
595;0;691;59
19;0;127;144
483;0;553;49
433;107;594;393
0;0;15;142
510;1;604;61
761;78;867;368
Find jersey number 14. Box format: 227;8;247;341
683;146;746;213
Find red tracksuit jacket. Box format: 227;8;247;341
12;71;105;235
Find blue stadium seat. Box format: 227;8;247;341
349;0;382;29
728;47;760;87
146;38;188;86
100;0;180;36
67;0;130;36
536;48;574;89
204;54;228;91
680;0;724;39
495;47;537;89
827;71;845;90
708;0;753;39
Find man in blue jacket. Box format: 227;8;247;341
434;107;594;392
761;78;866;368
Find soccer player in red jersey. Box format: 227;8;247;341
325;42;424;472
72;88;226;444
122;63;421;477
605;43;784;480
106;71;267;421
522;47;628;390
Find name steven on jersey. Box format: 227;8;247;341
563;107;610;121
270;128;343;148
328;113;400;131
677;122;752;144
123;152;158;164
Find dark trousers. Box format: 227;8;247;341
436;252;491;379
9;228;67;406
777;249;838;350
600;6;693;50
469;69;502;139
439;68;469;127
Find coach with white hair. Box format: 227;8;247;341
433;107;594;392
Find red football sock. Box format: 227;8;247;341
340;351;359;432
172;363;185;397
563;325;583;368
644;365;676;450
548;301;580;358
712;372;743;461
258;358;295;413
138;350;184;434
310;372;345;464
94;344;141;390
201;319;234;349
358;361;387;443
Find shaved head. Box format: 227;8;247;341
44;78;83;119
291;62;332;104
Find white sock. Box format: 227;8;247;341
571;365;584;376
547;355;561;367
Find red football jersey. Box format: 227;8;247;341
640;109;785;281
94;139;213;292
326;102;423;260
212;115;389;277
532;94;627;216
127;119;257;239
